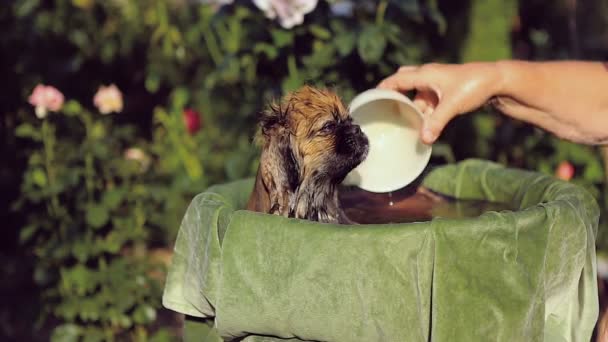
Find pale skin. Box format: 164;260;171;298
377;61;608;146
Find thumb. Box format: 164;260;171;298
420;100;459;144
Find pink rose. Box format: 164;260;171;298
183;108;202;135
124;147;151;172
93;84;123;114
555;161;575;181
28;84;65;119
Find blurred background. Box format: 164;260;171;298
2;0;608;340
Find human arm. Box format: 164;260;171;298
377;61;608;145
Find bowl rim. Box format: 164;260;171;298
346;88;432;193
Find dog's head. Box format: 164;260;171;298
254;85;369;221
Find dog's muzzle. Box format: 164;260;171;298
335;123;370;167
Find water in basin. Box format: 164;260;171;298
339;185;514;224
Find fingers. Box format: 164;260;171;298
413;90;438;115
378;65;442;98
378;64;454;144
421;99;460;144
377;71;418;92
378;65;426;92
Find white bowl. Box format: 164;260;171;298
343;88;432;193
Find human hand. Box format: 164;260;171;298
378;62;503;144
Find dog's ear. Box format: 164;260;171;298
257;101;300;215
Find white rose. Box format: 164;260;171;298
253;0;318;29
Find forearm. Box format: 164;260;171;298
494;60;608;144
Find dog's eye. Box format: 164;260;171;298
320;121;336;133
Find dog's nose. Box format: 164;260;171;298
347;124;362;135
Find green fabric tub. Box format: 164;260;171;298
162;159;599;342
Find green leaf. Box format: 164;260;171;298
90;122;105;140
133;304;157;324
102;230;126;253
51;324;82;342
63;264;95;295
15;123;41;140
357;26;386;63
390;0;420;15
309;24;331;40
63;100;82;116
15;0;40;17
473;114;496;139
102;189;125;210
282;74;302;93
86;205;109;229
118;314;132;328
19;224;39;243
431;143;456;163
34;265;52;286
302;41;336;69
81;328;105;342
253;43;279;60
234;6;250;19
335;32;356;57
32;168;47;187
150;329;174;342
170;87;190;110
145;73;161;93
427;7;447;35
583;160;604;183
271;29;294;48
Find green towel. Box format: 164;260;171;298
162;159;599;342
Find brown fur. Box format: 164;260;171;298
246;85;368;224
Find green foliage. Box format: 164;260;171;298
14;105;170;339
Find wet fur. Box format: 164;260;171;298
247;86;368;224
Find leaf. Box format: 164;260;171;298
19;224;39;243
170;87;190;111
15;123;41;140
281;74;302;93
102;231;125;253
118;314;132;328
150;329;174;342
253;43;279;60
302;41;336;68
271;29;294;48
51;324;82;342
390;0;420;15
357;26;386;64
81;328;105;342
133;304;157;324
63;100;82;116
31;168;47;187
309;24;331;40
473;114;495;139
431;143;456;163
335;32;356;57
583;159;604;183
145;73;161;93
102;189;125;210
72;234;97;262
15;0;40;18
426;7;447;35
63;264;94;295
86;205;110;229
90;122;105;140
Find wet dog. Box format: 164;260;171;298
247;86;369;224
